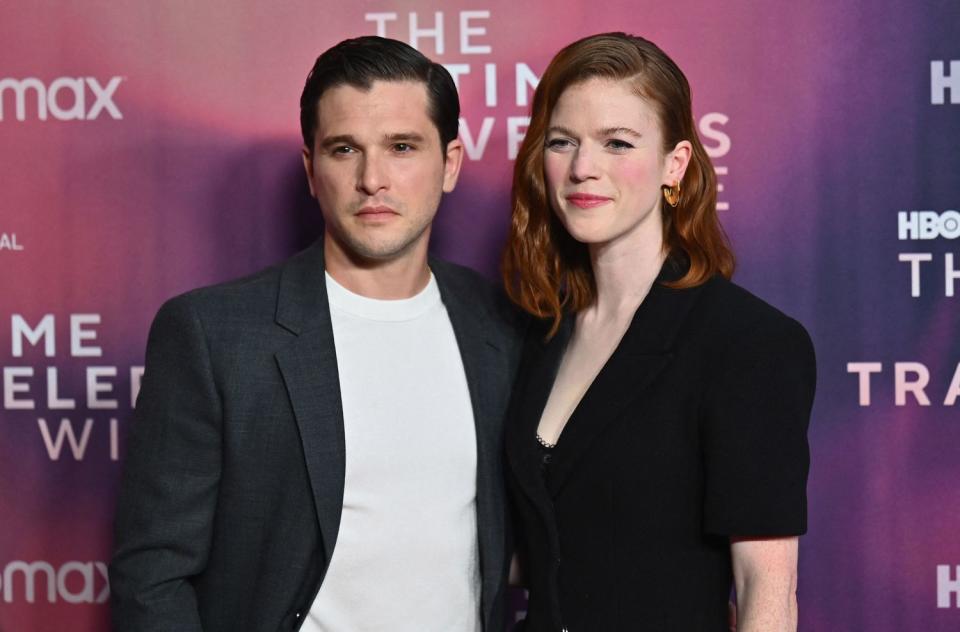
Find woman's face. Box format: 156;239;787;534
543;77;680;252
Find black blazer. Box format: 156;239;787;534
506;262;816;631
110;241;524;632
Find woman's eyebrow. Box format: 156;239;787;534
598;126;642;138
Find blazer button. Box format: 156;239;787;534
294;611;302;619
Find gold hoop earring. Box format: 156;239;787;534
662;180;681;208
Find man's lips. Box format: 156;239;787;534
356;205;398;218
565;193;612;209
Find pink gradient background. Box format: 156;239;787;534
1;1;958;630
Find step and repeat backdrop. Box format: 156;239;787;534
1;0;958;630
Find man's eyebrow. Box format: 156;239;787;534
385;132;427;143
318;134;358;150
318;132;428;149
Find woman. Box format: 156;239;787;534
502;33;815;631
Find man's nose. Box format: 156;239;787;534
357;154;388;195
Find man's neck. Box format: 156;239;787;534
323;233;432;300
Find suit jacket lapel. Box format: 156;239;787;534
431;260;508;627
273;241;346;566
546;266;706;497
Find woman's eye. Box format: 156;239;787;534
607;139;634;150
546;138;573;150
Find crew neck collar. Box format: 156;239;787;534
324;271;441;322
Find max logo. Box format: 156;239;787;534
1;561;110;603
0;77;123;121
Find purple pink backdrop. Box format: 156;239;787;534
2;1;959;630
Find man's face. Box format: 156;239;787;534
302;80;463;264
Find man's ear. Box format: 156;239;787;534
442;138;465;194
302;145;317;197
662;140;693;187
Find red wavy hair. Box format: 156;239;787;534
502;33;735;336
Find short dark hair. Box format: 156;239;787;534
299;36;460;149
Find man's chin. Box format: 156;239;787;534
337;235;425;266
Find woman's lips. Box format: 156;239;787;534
565;193;612;209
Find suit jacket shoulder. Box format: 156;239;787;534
157;248;307;328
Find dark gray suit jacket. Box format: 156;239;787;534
109;241;524;632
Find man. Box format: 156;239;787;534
110;36;523;632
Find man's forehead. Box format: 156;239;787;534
327;78;428;97
317;80;433;132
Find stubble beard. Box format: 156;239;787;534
331;214;433;265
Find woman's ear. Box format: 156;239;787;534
663;140;693;186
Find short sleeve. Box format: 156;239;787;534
701;315;816;536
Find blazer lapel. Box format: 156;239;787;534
273;241;346;565
546;267;706;497
430;260;508;626
505;317;572;520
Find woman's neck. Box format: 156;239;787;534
586;231;666;321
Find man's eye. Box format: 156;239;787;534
332;146;355;155
393;143;414;153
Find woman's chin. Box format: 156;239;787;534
561;219;615;246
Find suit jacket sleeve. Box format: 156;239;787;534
701;314;816;536
109;294;222;631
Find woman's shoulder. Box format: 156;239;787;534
692;275;813;354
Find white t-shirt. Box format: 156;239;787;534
303;272;481;632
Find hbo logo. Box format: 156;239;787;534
898;210;960;240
